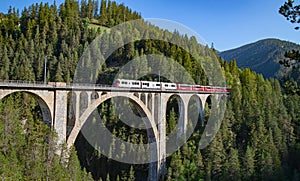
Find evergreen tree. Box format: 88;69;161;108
99;0;108;25
226;148;241;180
68;147;83;180
242;146;255;180
207;132;226;180
0;46;10;80
54;62;64;82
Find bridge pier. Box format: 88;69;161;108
158;93;167;179
53;90;68;145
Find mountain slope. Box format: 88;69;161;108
219;38;300;78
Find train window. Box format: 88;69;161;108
165;84;168;87
156;84;160;86
132;82;139;85
181;85;189;87
171;85;175;87
142;83;149;86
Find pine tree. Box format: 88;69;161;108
68;147;83;180
128;166;135;181
207;132;226;180
242;146;255;180
54;62;64;82
170;150;183;179
0;46;10;80
106;173;110;181
226;148;241;180
99;0;107;25
167;108;177;134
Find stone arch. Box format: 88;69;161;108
90;91;99;104
133;92;139;98
0;90;54;127
198;94;212;128
188;95;204;129
205;95;212;108
67;92;159;151
196;94;211;113
165;94;185;141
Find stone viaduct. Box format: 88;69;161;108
0;81;228;180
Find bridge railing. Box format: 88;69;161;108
0;80;115;89
1;80;48;86
69;83;113;88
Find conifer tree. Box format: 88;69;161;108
0;46;10;80
242;146;255;180
99;0;108;25
68;147;83;180
226;148;241;180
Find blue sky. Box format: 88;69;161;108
1;0;299;51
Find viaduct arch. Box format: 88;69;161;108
66;92;159;150
0;90;54;126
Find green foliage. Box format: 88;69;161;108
0;0;300;180
279;1;300;95
0;93;92;180
279;0;300;30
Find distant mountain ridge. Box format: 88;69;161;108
219;38;300;78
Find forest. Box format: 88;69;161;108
0;0;300;180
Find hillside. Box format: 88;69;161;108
1;0;300;181
219;38;300;78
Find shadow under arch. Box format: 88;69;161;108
203;95;212;122
188;94;204;132
67;92;159;164
0;90;53;127
164;93;187;153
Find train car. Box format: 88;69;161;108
113;79;141;88
213;86;225;93
225;88;231;93
113;79;231;93
204;86;215;92
162;83;177;90
141;81;161;89
192;85;205;91
215;86;231;93
113;79;121;87
177;84;193;91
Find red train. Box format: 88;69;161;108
113;79;231;93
